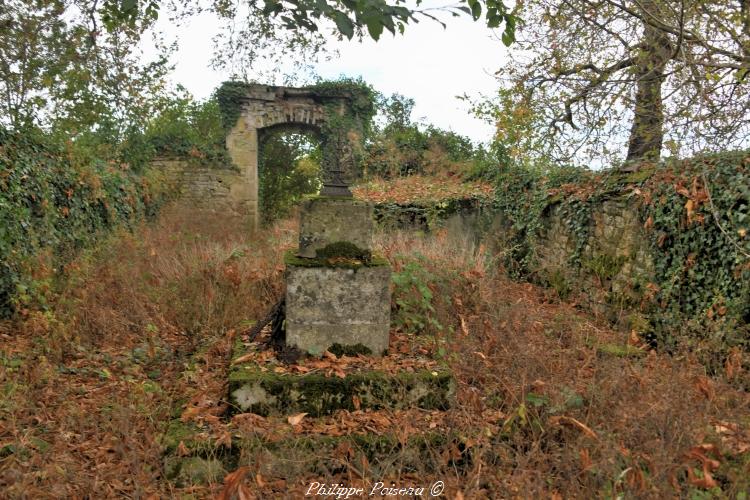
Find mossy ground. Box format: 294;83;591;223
163;424;477;486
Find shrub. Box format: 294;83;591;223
0;127;170;316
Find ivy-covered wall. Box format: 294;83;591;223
488;152;750;367
0;129;171;317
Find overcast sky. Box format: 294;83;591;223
157;6;508;143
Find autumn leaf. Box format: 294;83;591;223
548;416;598;440
176;440;190;457
218;466;252;500
579;448;593;472
287;412;308;426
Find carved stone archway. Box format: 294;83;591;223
225;84;362;230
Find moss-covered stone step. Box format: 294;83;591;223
163;420;475;486
228;339;455;416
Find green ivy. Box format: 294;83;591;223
489;151;750;361
215;81;254;133
0;127;170;317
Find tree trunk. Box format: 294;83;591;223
626;4;672;164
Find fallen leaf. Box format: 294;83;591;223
287;412;308;426
683;444;721;489
580;448;593;472
713;421;750;455
725;347;743;380
459;315;469;336
218;466;251;500
693;376;714;400
232;353;256;365
176;441;189;457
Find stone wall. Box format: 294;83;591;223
488;197;655;329
534;199;654;324
151;158;251;216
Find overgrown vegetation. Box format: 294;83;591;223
4;207;748;497
258;133;321;222
487;149;750;369
0;128;170;318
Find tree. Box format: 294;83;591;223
0;0;170;136
492;0;750;167
105;0;517;77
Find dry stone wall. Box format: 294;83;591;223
484;196;656;332
151;158;250;216
533;199;655;324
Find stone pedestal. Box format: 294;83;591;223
285;259;391;356
297;198;374;258
285;197;390;356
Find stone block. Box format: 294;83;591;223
298;198;374;257
285;259;390;356
229;360;455;417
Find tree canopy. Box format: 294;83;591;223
0;0;170;135
1;0;516;134
489;0;750;168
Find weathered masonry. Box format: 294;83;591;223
225;84;364;229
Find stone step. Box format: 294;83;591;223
227;337;456;417
163;408;500;487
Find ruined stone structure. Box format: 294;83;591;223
225;84;361;229
284;198;391;356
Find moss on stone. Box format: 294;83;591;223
315;241;372;261
328;342;372;357
166;428;471;484
284;249;389;269
162;420;212;454
228;358;455;417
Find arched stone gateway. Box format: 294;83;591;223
225;83;366;230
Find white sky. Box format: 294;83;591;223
157;7;508;143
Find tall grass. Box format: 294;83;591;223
1;205;748;497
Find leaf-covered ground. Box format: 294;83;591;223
1;204;748;498
353;174;493;205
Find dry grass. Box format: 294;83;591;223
1;205;748;498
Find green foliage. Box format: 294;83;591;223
0;127;170;317
306;78;378;127
215;81;254;133
1;0;170;136
141;95;229;167
391;259;443;334
363;93;480;179
261;0;516;43
489;149;750;360
491;158;588;277
642;153;750;355
259;133;321;222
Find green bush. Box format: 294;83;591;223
391;259;443;334
0;127;170;316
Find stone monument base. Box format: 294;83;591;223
284;252;391;356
